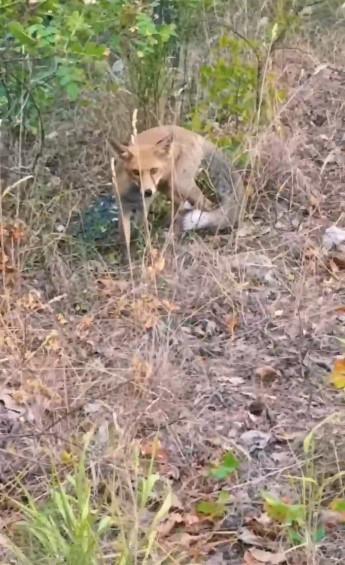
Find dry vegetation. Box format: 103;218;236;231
1;2;345;564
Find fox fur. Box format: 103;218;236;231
108;125;245;250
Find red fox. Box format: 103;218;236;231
109;125;245;250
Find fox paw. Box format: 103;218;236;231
181;209;210;231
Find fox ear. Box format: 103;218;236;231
154;132;173;156
107;139;132;161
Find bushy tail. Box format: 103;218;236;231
181;172;246;233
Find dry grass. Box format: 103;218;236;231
1;48;345;564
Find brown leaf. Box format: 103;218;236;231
328;357;345;389
244;551;260;565
329;251;345;270
157;512;183;536
244;514;278;540
225;314;238;335
131;356;153;386
238;527;276;550
76;315;93;334
139;438;169;463
255;365;279;384
245;548;286;564
184;513;200;526
8;222;26;242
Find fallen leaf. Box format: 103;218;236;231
157;512;183;536
329;258;340;273
246;547;286;564
196;491;229;519
238;527;276;550
225;314;238;334
57;313;68;325
244;551;260;565
328;358;345;389
140;438;169;463
160;299;178;313
132;356;153;386
255;365;279;384
76;315;93;333
98;277;129;296
184;513;200;526
329;498;345;520
209;451;240;479
148;250;165;276
329;251;345;270
261;492;304;526
244;513;276;538
8;221;26;242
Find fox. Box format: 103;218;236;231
108;125;245;251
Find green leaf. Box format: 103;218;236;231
196;490;230;519
209;451;239;480
196;500;224;518
97;516;112;535
330;498;345;513
8;22;36;47
65;82;81;101
261;492;305;526
314;527;326;542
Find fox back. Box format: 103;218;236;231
110;125;245;231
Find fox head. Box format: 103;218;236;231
109;133;173;200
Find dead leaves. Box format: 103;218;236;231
224;313;238;336
116;292;177;330
255;365;280;385
0;220;27;279
147;248;165;278
157;510;201;540
328;357;345;389
131;356;153;390
0;380;62;425
244;548;286;565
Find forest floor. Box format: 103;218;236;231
1;50;345;564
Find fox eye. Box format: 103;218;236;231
150;168;158;175
132;169;140;176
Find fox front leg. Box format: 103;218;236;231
117;199;133;260
131;196;156;244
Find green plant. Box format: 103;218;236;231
186;0;306;149
0;0;205;139
5;432;172;564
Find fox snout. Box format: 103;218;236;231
143;188;153;198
